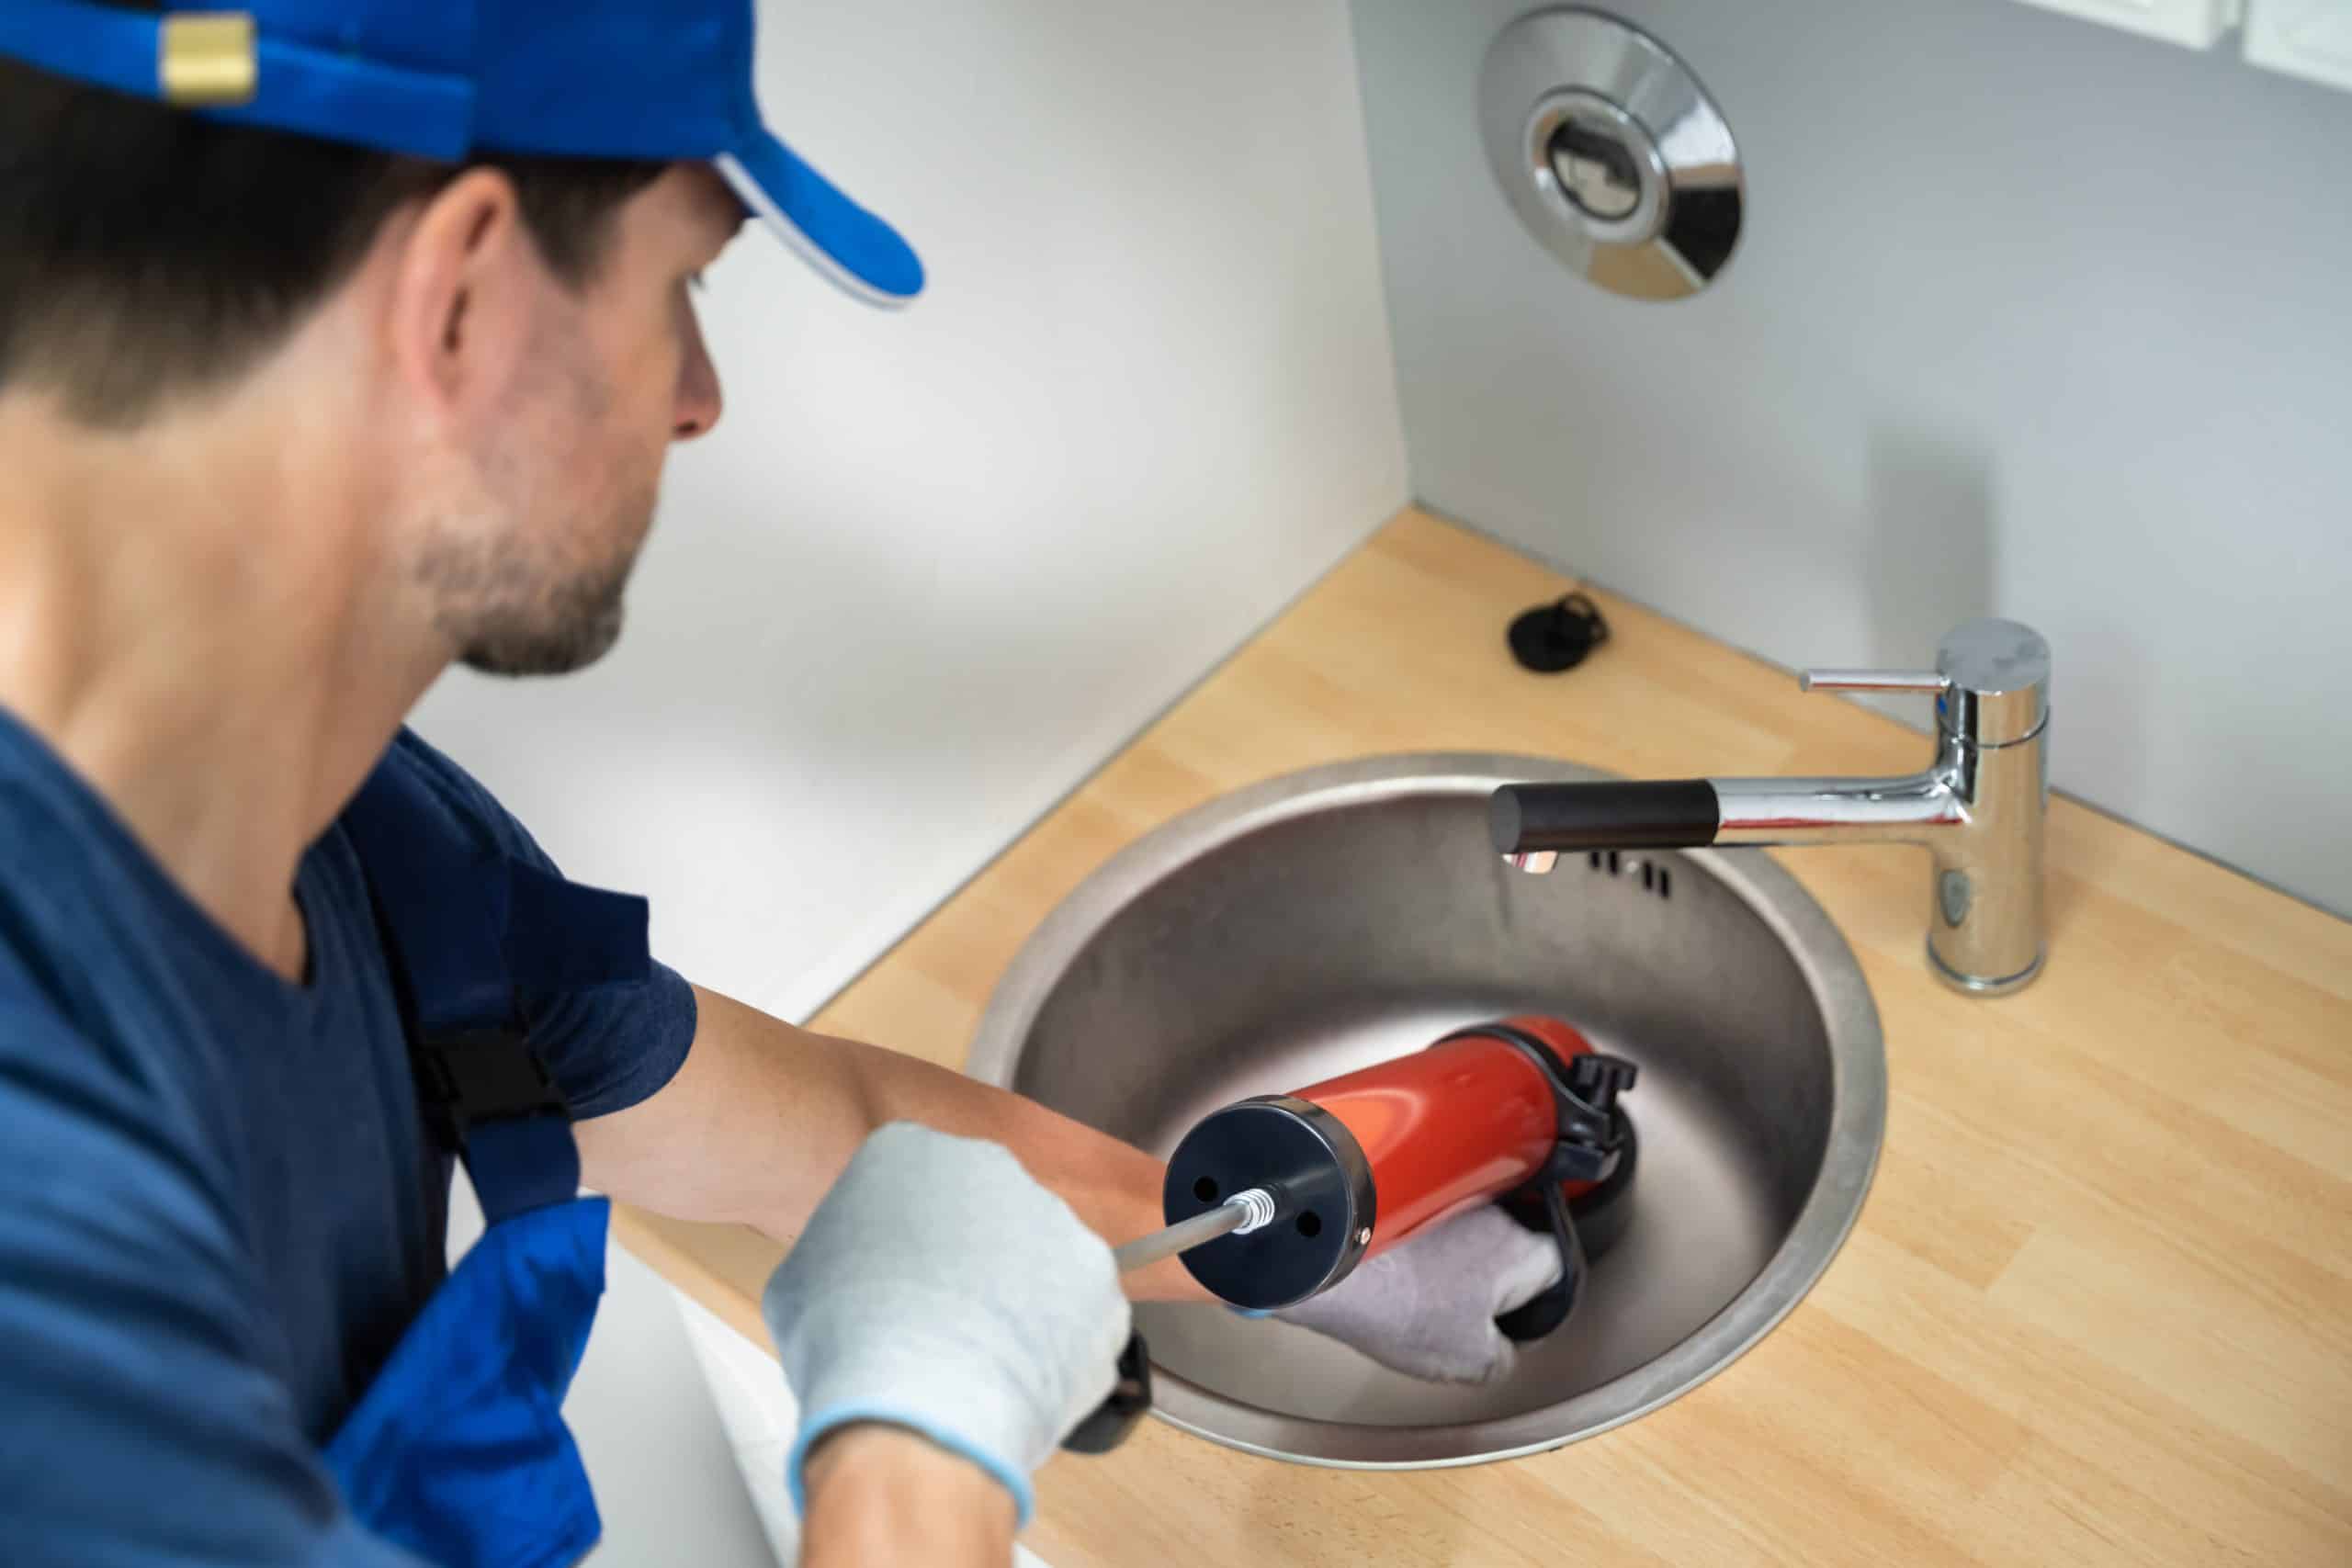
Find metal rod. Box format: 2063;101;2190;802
1114;1188;1276;1275
1798;668;1948;694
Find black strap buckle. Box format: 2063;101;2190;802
413;1026;570;1145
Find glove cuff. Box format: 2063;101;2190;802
766;1271;1124;1529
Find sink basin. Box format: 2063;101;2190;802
968;755;1885;1468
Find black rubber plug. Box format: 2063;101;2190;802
1508;593;1610;673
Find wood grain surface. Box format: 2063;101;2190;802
616;509;2351;1566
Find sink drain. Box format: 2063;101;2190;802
970;755;1885;1467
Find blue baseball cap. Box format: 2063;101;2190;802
0;0;924;306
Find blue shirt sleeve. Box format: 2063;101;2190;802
0;1003;429;1568
382;729;697;1120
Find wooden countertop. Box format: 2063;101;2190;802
618;509;2352;1566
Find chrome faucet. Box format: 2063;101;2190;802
1490;619;2052;995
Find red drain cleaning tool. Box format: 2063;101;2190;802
1153;1015;1638;1339
1068;1016;1638;1454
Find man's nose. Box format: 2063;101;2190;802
673;314;723;442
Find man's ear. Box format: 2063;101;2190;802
385;167;538;419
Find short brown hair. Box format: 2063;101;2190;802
0;6;665;429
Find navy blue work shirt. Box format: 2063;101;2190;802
0;711;697;1564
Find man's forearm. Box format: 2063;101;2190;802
840;1024;1207;1303
800;1426;1015;1568
577;984;1211;1302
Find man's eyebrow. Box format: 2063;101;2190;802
703;202;748;258
691;200;744;269
708;173;751;231
687;163;752;234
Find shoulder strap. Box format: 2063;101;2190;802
340;744;651;1224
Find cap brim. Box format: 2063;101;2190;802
714;129;923;309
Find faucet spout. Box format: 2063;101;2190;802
1709;767;1966;848
1487;617;2052;997
1487;765;1966;858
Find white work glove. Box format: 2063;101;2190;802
1269;1204;1564;1383
762;1122;1131;1527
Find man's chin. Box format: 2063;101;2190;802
442;504;650;678
458;596;626;678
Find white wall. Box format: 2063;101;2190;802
1351;0;2352;914
415;0;1408;1022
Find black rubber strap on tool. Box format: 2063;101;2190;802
1494;1180;1589;1342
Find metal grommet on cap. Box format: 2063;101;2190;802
159;11;256;107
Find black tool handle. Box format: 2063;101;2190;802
1061;1331;1152;1454
1489;780;1721;854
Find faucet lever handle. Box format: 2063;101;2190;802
1798;668;1951;695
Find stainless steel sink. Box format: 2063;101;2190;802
968;755;1885;1468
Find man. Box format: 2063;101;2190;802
0;3;1561;1564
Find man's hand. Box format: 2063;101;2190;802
1272;1204;1563;1383
798;1426;1017;1568
763;1122;1132;1544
